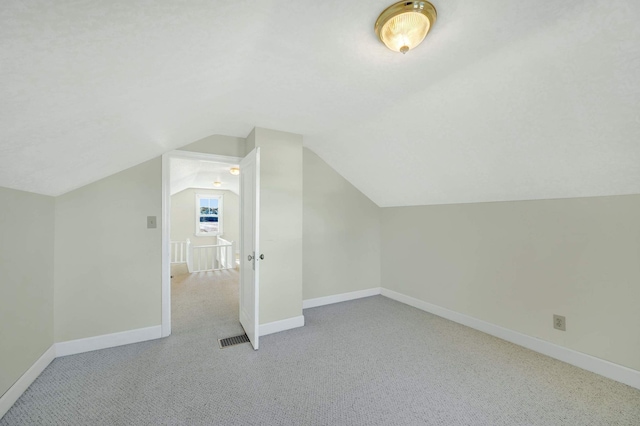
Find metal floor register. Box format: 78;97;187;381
218;334;250;349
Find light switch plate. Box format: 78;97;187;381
147;216;157;229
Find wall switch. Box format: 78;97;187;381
553;314;566;331
147;216;157;229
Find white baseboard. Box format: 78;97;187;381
381;288;640;390
259;315;305;336
55;325;163;357
0;345;56;420
303;287;382;309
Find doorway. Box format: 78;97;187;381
161;151;243;339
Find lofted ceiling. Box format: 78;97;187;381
170;158;239;196
1;0;639;206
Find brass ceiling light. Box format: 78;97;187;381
375;1;437;54
229;167;240;176
213;181;222;187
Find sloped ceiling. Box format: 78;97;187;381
170;158;239;196
1;0;639;205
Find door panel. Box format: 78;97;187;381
239;148;260;350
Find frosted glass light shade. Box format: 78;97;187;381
375;1;437;54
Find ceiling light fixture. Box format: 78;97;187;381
375;1;437;54
229;167;240;176
213;181;222;187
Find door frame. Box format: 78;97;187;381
161;150;243;337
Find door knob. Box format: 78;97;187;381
247;255;253;261
258;254;264;260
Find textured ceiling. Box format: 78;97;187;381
1;0;639;205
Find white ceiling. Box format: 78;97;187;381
1;0;639;206
170;158;239;196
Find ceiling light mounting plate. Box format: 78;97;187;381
375;1;437;54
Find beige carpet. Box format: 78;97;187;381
170;264;244;339
2;269;640;425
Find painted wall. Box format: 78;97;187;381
381;195;640;372
0;187;54;397
303;148;381;299
51;136;246;342
247;128;303;324
171;188;240;247
54;158;162;342
179;134;246;158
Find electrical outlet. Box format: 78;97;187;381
147;216;157;229
553;314;566;331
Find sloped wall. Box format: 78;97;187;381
178;134;246;157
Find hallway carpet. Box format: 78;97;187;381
2;272;640;424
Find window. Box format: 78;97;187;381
195;194;223;236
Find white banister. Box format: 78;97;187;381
217;237;235;270
189;240;234;273
186;239;192;272
170;240;189;264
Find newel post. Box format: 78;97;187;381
186;238;192;273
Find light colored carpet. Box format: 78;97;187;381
2;270;639;425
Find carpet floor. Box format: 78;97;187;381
2;269;640;425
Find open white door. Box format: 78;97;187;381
239;147;260;350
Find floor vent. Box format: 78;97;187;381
218;334;250;349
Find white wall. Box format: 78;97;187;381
54;158;162;342
171;188;240;247
381;194;640;372
4;125;639;403
179;134;246;157
247;128;303;324
51;137;246;343
303;148;381;299
0;187;54;397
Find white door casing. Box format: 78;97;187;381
239;148;260;350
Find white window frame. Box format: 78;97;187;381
195;193;223;236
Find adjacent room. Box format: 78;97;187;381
1;0;639;424
169;156;242;341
